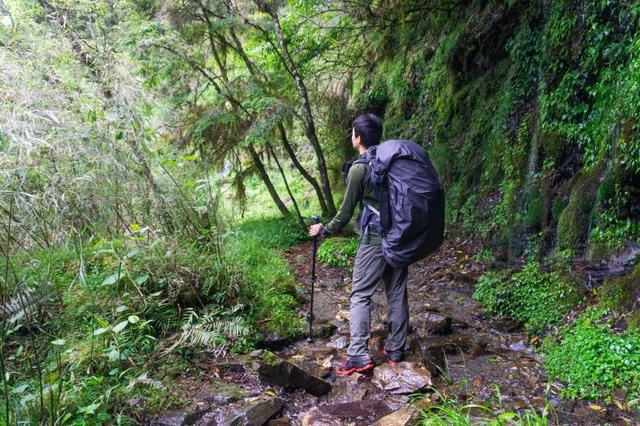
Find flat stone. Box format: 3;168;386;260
370;407;416;426
153;400;211;425
218;397;284;426
327;335;348;349
256;351;331;396
301;400;392;426
372;362;432;394
325;372;370;403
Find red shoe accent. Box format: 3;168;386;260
335;363;374;376
383;348;400;365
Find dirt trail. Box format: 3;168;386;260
149;235;633;425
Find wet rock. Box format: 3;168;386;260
327;335;348;349
405;336;446;376
509;340;527;352
372;362;432;394
326;372;370;403
370;407;416;426
488;317;520;332
218;397;284;426
301;400;393;426
294;322;337;340
266;416;290;426
420;313;452;335
256;351;331;396
256;333;290;350
153;400;211;426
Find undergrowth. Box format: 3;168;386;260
472;261;582;334
317;236;359;268
542;307;640;406
1;217;306;423
418;387;555;425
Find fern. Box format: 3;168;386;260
162;308;251;357
0;287;41;329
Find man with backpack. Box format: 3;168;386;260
309;113;408;375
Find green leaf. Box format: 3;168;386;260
93;327;108;336
101;272;122;286
107;348;120;362
128;315;140;324
112;320;129;333
11;384;28;394
51;339;66;346
134;274;149;285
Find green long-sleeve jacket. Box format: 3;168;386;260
324;162;382;245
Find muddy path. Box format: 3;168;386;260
149;235;634;426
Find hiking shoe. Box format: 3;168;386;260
383;347;403;365
335;357;374;376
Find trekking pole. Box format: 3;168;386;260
307;216;319;343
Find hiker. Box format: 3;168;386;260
309;112;409;375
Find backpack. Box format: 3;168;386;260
354;139;445;268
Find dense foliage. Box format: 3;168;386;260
1;0;639;423
472;261;581;334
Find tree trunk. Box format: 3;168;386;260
267;142;305;227
267;9;336;215
248;145;291;219
277;122;329;216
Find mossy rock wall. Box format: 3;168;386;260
345;0;640;259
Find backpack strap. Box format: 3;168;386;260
365;203;380;216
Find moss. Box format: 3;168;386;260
598;264;640;314
258;350;280;366
556;167;601;252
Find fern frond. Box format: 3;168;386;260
0;287;41;328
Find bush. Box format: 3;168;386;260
473;261;582;334
542;308;640;403
317;237;360;268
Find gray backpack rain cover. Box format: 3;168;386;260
360;139;445;268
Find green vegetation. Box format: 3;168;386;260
419;388;554;425
542;307;640;404
473;261;582;334
317;237;360;268
2;0;639;422
0;217;304;423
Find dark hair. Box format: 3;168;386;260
352;113;383;148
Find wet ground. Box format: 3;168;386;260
149;235;638;425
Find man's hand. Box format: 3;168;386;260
309;223;324;237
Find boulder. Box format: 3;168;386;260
372;362;432;394
218;397;284;426
256;351;331;396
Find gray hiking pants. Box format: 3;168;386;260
347;241;409;361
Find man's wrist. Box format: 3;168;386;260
320;224;331;236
